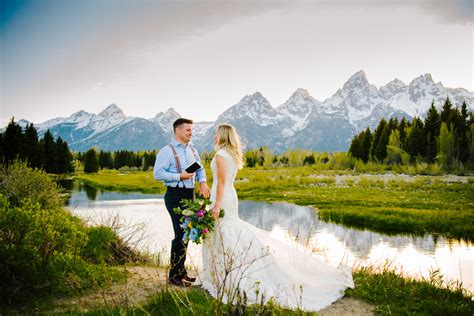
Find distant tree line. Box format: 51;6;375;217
348;98;473;168
0;118;73;173
79;148;157;173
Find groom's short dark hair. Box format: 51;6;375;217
173;118;193;133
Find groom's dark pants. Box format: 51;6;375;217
164;186;194;280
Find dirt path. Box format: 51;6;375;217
52;266;166;313
51;266;373;315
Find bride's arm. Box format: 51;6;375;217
211;154;226;218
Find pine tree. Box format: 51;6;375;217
405;117;425;162
424;102;440;162
99;151;114;169
349;134;363;161
469;118;474;164
84;148;99;173
440;97;453;124
41;130;57;173
2;117;23;163
56;136;73;173
24;123;41;168
0;132;3;164
398;117;408;149
370;118;387;161
361;128;372;163
373;123;391;161
457;101;470;163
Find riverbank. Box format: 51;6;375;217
75;168;474;241
6;265;472;315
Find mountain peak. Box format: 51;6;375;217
98;104;126;118
380;78;407;99
290;88;310;99
351;70;368;81
410;73;435;87
152;107;181;131
280;88;319;109
387;78;406;86
71;110;89;117
343;70;369;91
250;91;265;100
165;107;180;116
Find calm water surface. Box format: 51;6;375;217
64;180;473;292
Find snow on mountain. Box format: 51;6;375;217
338;70;386;124
217;92;280;126
152;107;181;132
98;103;126;119
33;104;132;143
386;74;474;117
276;88;320;136
192;121;214;139
356;104;412;132
379;78;407;99
88;104;131;135
10;71;472;152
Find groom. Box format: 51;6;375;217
154;118;210;287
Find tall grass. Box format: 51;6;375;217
347;267;473;315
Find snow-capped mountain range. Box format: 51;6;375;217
11;71;473;153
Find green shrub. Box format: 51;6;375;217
0;195;87;301
0;160;64;209
0;162;134;305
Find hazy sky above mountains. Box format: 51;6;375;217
1;0;473;126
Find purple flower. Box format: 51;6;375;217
197;210;204;218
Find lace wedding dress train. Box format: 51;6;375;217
199;149;354;311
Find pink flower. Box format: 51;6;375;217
197;210;205;218
202;227;209;234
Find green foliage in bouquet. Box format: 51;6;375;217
173;197;224;244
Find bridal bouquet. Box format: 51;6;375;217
173;197;225;245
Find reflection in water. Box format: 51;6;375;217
63;182;164;208
239;201;440;257
84;185;98;201
65;186;473;292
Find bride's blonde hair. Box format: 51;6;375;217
215;124;244;169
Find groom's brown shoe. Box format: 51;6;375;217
183;275;196;283
168;277;191;287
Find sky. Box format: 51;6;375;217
0;0;473;126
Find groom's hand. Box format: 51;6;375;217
199;182;210;198
180;171;195;180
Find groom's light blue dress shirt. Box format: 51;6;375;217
153;139;206;188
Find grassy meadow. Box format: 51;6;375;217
75;166;474;241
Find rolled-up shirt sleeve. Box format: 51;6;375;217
154;147;180;182
195;154;207;183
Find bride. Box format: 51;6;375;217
199;124;354;311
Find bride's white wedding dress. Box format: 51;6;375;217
199;149;354;311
